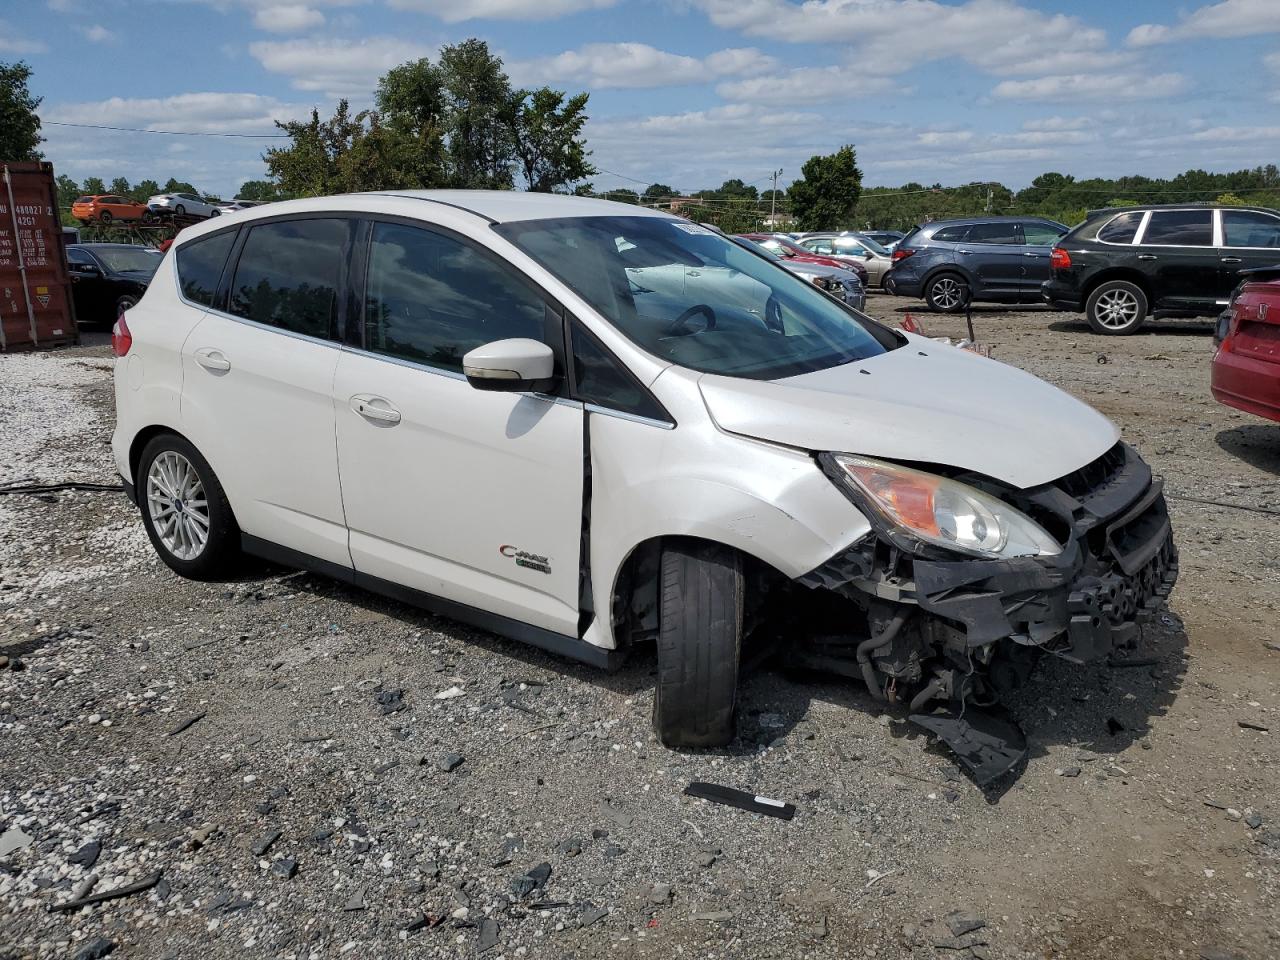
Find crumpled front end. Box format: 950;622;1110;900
794;441;1178;782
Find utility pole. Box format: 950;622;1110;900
985;184;993;213
770;168;783;225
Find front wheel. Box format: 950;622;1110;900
653;540;743;748
925;272;967;312
1086;280;1148;335
137;434;240;580
174;204;186;216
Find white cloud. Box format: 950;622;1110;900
695;0;1126;77
512;43;774;89
1128;0;1280;46
717;65;894;105
252;4;326;32
45;92;309;135
0;21;48;54
389;0;616;22
79;24;116;43
992;72;1188;102
249;36;433;97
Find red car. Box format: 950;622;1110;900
738;233;869;285
1212;267;1280;422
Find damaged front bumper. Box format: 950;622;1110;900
796;442;1178;782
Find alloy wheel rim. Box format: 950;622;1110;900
146;451;209;561
932;278;962;309
1096;289;1139;329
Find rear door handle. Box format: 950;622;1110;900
1023;252;1047;258
1220;257;1243;264
1137;255;1158;261
194;348;231;372
957;249;972;255
350;394;401;425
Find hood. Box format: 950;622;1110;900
785;261;855;280
698;336;1119;489
115;270;156;284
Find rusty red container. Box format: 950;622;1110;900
0;161;79;351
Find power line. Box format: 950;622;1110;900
44;120;289;139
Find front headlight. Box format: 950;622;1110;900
830;454;1061;559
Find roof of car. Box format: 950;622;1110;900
76;242;161;250
1086;202;1279;216
920;215;1065;227
370;190;675;224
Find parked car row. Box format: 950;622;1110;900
72;192;270;225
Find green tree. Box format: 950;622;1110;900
1216;192;1247;206
131;179;160;202
601;188;639;204
376;57;448;188
109;176;131;197
511;87;594;192
266;101;407;196
55;174;79;208
439;39;516;189
789;145;862;231
82;176;105;195
0;61;42;161
163;177;200;195
235;179;284;201
642;183;676;204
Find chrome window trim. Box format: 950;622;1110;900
584;403;676;430
1132;208;1215;248
1094;210;1148;247
1219;208;1280;250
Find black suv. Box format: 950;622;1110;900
1043;204;1280;334
884;216;1069;312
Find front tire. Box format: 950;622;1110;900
174;204;186;216
925;272;967;313
137;434;240;580
653;540;744;748
1086;280;1148;335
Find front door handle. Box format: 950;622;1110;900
1137;254;1158;261
1221;257;1243;264
194;348;231;372
350;394;401;425
1023;252;1047;258
957;249;972;255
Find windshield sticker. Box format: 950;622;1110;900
671;223;716;236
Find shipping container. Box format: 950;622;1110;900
0;161;79;351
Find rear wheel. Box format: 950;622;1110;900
98;210;113;224
653;540;744;748
116;295;139;314
137;434;240;580
1086;280;1148;335
925;272;967;312
174;204;186;216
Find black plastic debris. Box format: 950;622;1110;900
511;862;552;899
69;841;101;869
72;937;114;960
374;688;407;715
683;782;796;820
49;871;164;913
909;708;1028;787
1106;717;1126;736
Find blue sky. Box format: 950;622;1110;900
7;0;1280;197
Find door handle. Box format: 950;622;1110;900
1220;257;1243;264
350;395;401;425
1023;252;1047;258
194;348;231;372
957;249;972;255
1137;255;1158;261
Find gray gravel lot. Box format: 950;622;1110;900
1;296;1278;960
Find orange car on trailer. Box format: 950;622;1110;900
70;194;152;225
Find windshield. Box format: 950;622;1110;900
495;215;893;380
95;247;163;275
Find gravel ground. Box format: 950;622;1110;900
1;297;1277;960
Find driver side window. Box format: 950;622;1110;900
364;222;550;373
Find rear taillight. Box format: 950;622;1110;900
111;313;132;357
1050;247;1072;270
892;248;915;262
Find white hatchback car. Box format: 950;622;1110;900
112;192;1177;777
147;192;221;219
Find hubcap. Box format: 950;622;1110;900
931;277;963;309
146;451;209;561
1096;289;1139;329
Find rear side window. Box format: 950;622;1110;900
364;221;549;373
929;225;970;243
176;231;236;307
965;222;1021;244
229;218;348;338
1222;210;1280;248
1022;222;1065;245
1097;211;1144;244
571;323;668;422
1142;210;1213;246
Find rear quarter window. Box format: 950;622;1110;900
176;230;237;308
929;225;970;243
1096;211;1144;244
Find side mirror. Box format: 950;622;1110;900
462;338;557;393
864;252;874;260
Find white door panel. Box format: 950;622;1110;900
334;352;584;636
180;313;349;566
